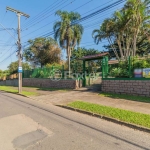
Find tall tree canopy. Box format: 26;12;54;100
92;0;150;60
24;37;61;68
7;61;31;74
53;10;84;73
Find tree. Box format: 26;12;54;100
7;61;31;74
70;47;101;72
0;70;10;79
24;37;61;68
104;33;150;57
92;0;150;60
53;10;84;74
0;70;3;78
71;47;99;63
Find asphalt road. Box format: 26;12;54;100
0;91;150;150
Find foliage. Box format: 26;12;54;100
31;68;50;78
104;36;150;58
24;37;61;68
92;0;150;60
0;70;3;78
109;57;150;77
0;70;10;79
70;47;101;72
45;63;62;69
110;67;129;78
132;58;150;69
7;61;31;74
68;101;150;128
54;10;84;72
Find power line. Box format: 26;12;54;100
21;0;94;37
22;0;125;41
0;48;16;64
0;23;17;42
0;45;15;59
74;0;126;24
22;0;64;28
22;0;71;30
22;0;114;31
1;11;7;23
21;0;112;35
81;0;114;16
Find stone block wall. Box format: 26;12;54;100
102;79;150;97
23;78;81;89
0;79;18;86
0;78;82;89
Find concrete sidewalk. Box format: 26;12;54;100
29;89;150;115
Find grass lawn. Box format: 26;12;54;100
68;101;150;128
0;86;37;96
99;92;150;103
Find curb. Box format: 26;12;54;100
0;90;30;98
57;105;150;134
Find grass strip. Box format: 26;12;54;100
68;101;150;128
0;86;36;96
99;92;150;103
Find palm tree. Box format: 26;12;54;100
92;0;150;60
53;10;84;74
123;0;150;56
92;19;120;60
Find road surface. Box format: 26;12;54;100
0;91;150;150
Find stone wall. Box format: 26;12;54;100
0;79;18;86
102;79;150;97
0;78;82;89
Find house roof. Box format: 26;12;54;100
108;60;119;64
79;52;109;61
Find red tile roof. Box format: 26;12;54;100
80;52;109;60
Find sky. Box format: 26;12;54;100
0;0;125;70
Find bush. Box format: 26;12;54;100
109;57;150;78
110;67;129;78
133;58;150;69
45;63;62;69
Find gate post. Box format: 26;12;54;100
102;57;106;78
128;56;131;78
62;65;64;79
83;60;86;87
105;56;109;78
102;56;109;78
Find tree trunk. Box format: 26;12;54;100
133;29;139;57
133;34;137;57
67;44;71;77
108;37;120;60
117;39;124;59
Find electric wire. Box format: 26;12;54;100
0;0;125;64
22;0;72;30
22;0;125;41
22;0;64;28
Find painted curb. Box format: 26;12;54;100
57;105;150;134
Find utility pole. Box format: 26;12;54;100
6;7;30;94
